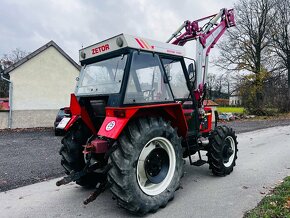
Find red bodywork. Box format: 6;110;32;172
64;94;98;135
65;94;189;139
98;103;188;139
65;94;212;142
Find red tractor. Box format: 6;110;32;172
56;8;237;215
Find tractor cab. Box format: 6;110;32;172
74;34;207;136
77;34;193;104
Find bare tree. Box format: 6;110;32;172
206;73;216;99
0;48;29;69
271;0;290;101
0;48;29;97
215;0;276;113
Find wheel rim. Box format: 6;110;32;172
137;137;176;196
222;136;236;167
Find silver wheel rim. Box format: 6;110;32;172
223;136;236;167
136;137;176;196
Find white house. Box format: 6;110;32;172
0;41;80;129
229;95;242;106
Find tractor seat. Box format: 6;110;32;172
182;101;193;109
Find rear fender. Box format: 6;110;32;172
98;103;188;139
97;108;138;139
64;94;97;135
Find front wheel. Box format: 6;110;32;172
108;117;183;215
207;126;238;176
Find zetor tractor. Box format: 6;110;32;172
56;8;238;215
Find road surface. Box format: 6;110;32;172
1;118;290;192
0;125;290;218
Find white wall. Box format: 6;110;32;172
12;110;58;128
10;46;78;110
229;96;242;106
0;112;8;129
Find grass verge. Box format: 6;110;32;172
217;107;245;114
244;176;290;218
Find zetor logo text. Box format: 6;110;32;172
91;44;110;55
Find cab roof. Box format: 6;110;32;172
79;34;185;62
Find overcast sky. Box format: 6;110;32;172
0;0;234;63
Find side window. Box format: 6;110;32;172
161;58;190;99
124;52;173;104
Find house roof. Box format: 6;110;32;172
0;98;9;111
182;99;219;107
4;40;80;74
203;99;219;106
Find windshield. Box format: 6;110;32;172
75;55;127;96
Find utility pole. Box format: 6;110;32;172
0;71;13;128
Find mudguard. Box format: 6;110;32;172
64;94;97;135
98;103;188;140
65;95;188;140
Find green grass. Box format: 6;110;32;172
217;107;245;114
244;176;290;218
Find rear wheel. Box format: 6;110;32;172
207;125;238;176
108;117;183;215
59;122;100;187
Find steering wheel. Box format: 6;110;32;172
143;88;155;101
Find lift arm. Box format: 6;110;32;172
167;8;235;101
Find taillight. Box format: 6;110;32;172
113;110;126;118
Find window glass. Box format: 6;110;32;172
162;58;190;99
75;55;127;96
124;52;173;104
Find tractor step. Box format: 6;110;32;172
191;159;207;166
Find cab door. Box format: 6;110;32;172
160;57;197;132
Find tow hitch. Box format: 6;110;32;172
56;167;108;205
83;182;108;205
56;170;87;186
56;141;112;205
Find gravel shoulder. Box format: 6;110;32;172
0;118;290;192
225;118;290;133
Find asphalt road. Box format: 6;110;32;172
0;128;64;192
0;125;290;218
1;119;290;192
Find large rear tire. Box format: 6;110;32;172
207;125;238;176
59;122;100;187
108;117;183;215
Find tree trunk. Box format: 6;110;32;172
288;54;290;98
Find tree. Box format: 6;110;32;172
270;0;290;110
215;0;276;114
207;73;216;99
0;48;29;97
0;48;29;69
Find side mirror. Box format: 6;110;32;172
187;63;196;82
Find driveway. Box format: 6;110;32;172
0;125;290;217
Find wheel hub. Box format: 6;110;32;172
144;148;169;184
136;137;176;196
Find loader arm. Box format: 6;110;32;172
167;8;235;101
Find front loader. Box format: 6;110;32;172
56;8;237;215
